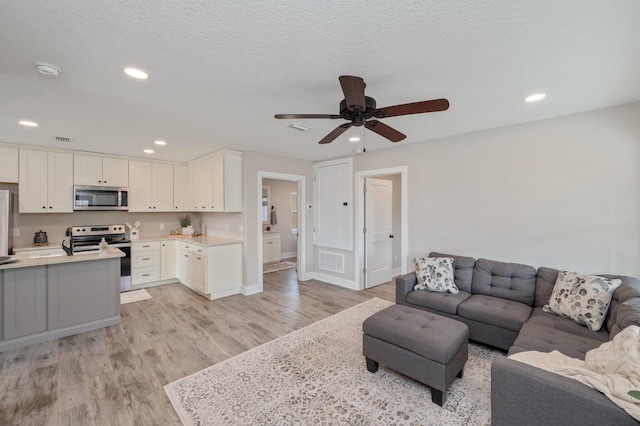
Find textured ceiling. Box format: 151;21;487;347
1;0;639;162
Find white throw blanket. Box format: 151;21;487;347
509;325;640;421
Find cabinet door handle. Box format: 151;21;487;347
142;257;150;260
142;274;150;277
343;202;348;206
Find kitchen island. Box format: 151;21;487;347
0;248;124;352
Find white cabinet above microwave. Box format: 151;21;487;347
74;155;129;187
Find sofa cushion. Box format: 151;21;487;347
472;258;537;305
526;307;609;343
413;257;459;294
508;322;604;359
406;289;472;315
429;252;475;293
535;267;559;307
457;294;532;332
608;298;640;338
606;275;640;333
543;271;621;332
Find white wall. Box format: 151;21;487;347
348;102;640;278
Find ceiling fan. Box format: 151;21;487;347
274;75;449;144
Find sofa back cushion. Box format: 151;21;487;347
472;258;536;305
535;267;559;307
429;252;475;293
605;275;640;336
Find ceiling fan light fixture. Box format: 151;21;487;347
289;122;311;131
524;93;546;102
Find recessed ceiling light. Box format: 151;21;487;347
124;67;148;80
154;140;166;145
349;137;360;142
19;120;38;127
144;149;154;154
524;93;546;102
35;62;61;77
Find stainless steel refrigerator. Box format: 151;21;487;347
0;190;13;256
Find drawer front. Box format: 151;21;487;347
131;250;160;268
133;241;161;251
132;266;160;285
178;242;206;255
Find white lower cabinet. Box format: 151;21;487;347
131;241;161;285
161;240;177;280
178;242;206;292
131;239;242;299
263;233;281;264
177;241;242;299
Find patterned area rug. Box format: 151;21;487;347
263;261;296;274
120;289;152;304
165;298;503;425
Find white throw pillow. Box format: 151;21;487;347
543;271;622;331
413;257;459;294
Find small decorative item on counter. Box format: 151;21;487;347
99;237;108;256
179;215;193;235
126;221;140;241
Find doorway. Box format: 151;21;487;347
355;166;408;289
257;172;306;292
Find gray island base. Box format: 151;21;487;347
1;249;123;352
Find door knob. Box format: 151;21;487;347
389;234;394;238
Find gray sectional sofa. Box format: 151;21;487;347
395;252;640;426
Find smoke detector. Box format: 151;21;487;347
35;62;61;77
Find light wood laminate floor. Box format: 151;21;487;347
0;269;395;425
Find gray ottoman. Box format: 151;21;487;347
363;304;469;406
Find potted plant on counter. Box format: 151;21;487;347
179;215;194;235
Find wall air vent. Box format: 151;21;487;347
319;251;345;273
54;136;72;142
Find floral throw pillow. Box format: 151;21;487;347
543;271;622;331
413;257;459;294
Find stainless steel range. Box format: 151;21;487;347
68;224;132;292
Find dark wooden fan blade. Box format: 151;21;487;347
319;123;352;144
274;114;340;119
373;98;449;118
365;120;406;142
339;75;366;112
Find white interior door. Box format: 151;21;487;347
364;177;393;288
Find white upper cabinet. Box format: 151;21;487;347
191;150;242;212
74;155;128;187
0;147;19;183
173;165;193;211
314;157;353;249
128;161;174;212
19;149;73;213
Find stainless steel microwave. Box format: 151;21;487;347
73;185;128;211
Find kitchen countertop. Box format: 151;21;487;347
134;235;243;247
1;248;125;270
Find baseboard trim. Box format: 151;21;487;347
0;316;121;352
311;272;358;290
242;282;262;295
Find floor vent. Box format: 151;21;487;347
319;251;345;273
55;136;72;142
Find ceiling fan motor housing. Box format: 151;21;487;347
339;96;377;126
